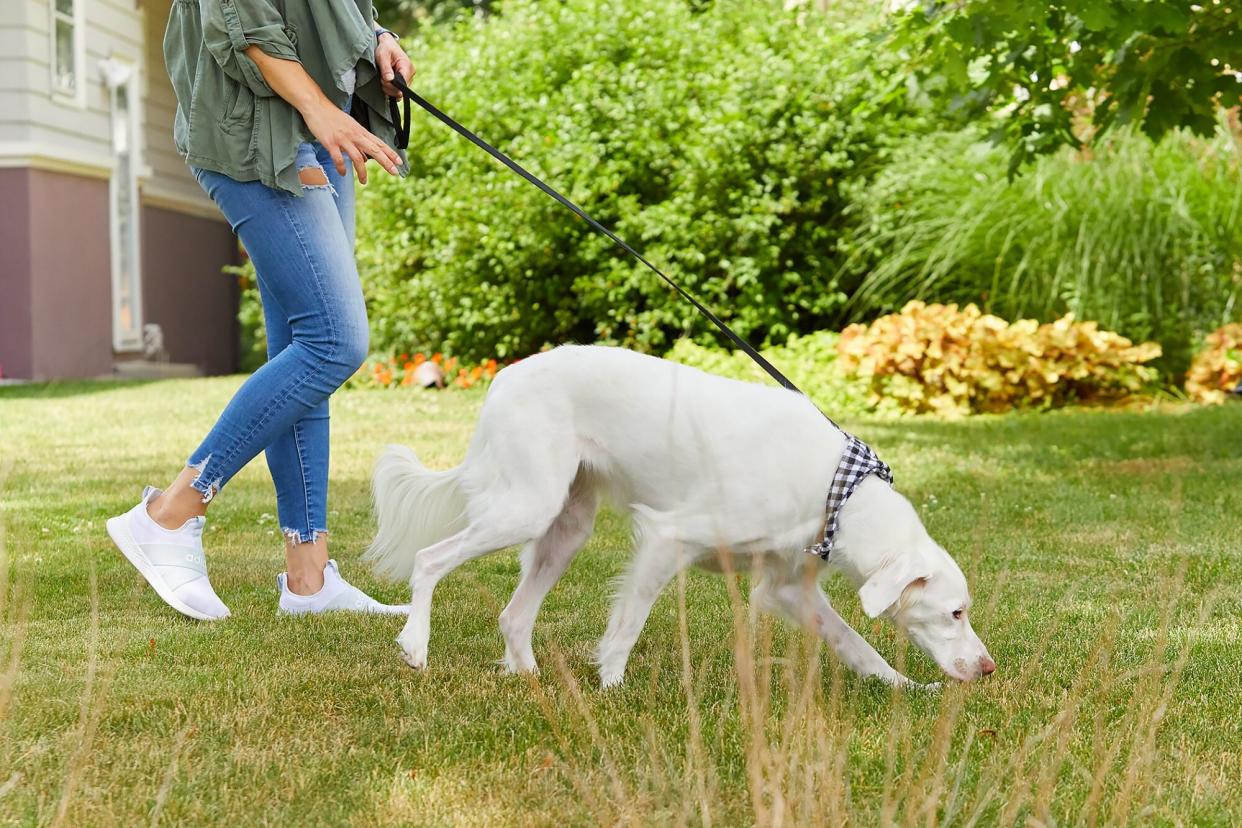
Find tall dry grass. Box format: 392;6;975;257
533;549;1206;826
0;458;31;803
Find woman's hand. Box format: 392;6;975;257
374;32;416;98
301;100;402;184
241;44;403;184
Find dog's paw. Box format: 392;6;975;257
598;668;625;689
396;636;427;671
500;657;539;676
917;681;943;692
401;651;426;671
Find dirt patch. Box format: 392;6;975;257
1097;456;1195;476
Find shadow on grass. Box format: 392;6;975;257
0;379;161;401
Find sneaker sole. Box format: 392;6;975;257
277;604;412;616
106;515;228;622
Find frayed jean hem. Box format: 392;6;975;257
281;527;329;545
187;453;224;504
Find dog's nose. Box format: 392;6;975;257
979;656;997;676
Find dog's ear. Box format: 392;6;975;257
859;556;930;618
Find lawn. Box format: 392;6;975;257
0;376;1239;825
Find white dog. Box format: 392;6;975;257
367;345;996;688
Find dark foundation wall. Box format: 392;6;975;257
0;166;240;380
27;168;115;380
0;169;34;380
141;204;241;375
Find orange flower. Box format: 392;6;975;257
414;353;426;365
432;352;443;364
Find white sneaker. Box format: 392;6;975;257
277;560;409;616
106;486;230;621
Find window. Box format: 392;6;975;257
101;58;144;352
50;0;85;105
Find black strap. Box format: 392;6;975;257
387;83;410;149
386;73;811;400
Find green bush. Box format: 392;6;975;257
665;332;888;418
840;125;1242;378
355;0;915;362
225;262;267;373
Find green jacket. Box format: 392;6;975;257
163;0;409;196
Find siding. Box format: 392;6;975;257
142;0;217;213
0;0;139;171
0;0;218;217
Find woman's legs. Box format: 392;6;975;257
259;143;358;594
149;148;368;553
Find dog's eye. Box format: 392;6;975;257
952;609;963;620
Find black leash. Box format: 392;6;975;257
386;73;806;396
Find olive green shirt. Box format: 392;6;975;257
164;0;409;196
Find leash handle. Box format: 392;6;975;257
387;73;838;418
387;78;411;149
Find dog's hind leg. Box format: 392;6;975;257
752;571;930;689
595;530;690;688
399;396;583;671
398;516;553;670
500;474;599;674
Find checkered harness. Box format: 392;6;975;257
805;430;893;561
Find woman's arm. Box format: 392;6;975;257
242;44;402;183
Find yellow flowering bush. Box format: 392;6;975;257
1184;323;1242;404
837;302;1162;415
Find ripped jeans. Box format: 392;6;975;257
187;140;366;544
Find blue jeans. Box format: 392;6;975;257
188;141;366;544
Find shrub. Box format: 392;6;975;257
840;125;1242;378
665;332;886;419
355;0;916;362
225;262;267;374
836;301;1162;415
1184;323;1242;404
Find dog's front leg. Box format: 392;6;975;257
754;577;934;690
595;537;687;688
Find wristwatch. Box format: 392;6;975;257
375;27;399;43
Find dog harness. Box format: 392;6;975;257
805;432;893;561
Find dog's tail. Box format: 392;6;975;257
365;444;468;582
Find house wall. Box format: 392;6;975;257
0;169;35;380
0;0;143;175
0;167;113;381
0;166;240;381
0;0;242;380
141;0;215;214
140;205;241;376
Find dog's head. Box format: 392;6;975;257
839;479;995;681
858;545;995;681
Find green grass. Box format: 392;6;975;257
1;377;1239;825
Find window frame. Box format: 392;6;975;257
49;0;87;108
102;57;145;353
